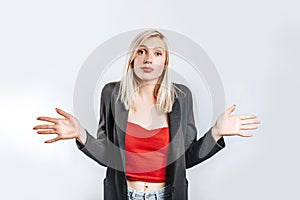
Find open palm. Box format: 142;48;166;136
33;108;85;143
214;104;260;137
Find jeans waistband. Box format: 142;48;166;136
127;184;171;197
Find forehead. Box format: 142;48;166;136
139;37;166;50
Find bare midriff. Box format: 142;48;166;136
127;180;166;192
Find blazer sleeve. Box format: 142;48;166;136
75;83;113;167
184;86;225;169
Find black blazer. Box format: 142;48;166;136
76;81;225;200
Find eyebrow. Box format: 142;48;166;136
138;45;165;50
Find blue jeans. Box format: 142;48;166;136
127;184;171;200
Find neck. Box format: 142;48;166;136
138;80;157;102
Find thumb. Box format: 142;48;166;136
55;108;72;119
226;104;236;115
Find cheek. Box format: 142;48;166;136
133;57;143;67
157;57;166;66
152;55;165;64
155;62;166;74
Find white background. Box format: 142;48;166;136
1;0;299;199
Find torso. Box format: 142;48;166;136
128;102;169;130
126;97;169;192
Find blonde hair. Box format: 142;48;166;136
117;29;175;113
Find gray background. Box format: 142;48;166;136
0;0;299;199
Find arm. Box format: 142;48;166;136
184;87;261;169
33;83;114;167
184;87;225;169
75;83;114;167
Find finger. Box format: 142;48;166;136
239;114;257;119
226;104;236;115
36;116;61;123
36;130;57;134
44;136;60;143
219;133;237;137
241;119;261;125
238;132;253;137
219;131;254;137
55;108;72;119
240;124;259;130
33;124;56;130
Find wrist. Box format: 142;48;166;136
211;125;222;142
76;127;87;144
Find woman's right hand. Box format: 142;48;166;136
33;108;86;144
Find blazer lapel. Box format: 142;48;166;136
166;97;183;169
111;82;128;150
168;97;181;141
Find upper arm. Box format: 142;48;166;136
182;85;225;168
76;82;117;167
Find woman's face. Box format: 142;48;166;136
132;37;167;84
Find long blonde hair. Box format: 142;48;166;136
117;29;175;113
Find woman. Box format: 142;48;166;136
33;30;260;200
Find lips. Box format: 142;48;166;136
141;67;154;72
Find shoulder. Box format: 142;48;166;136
101;81;192;99
172;82;192;99
101;81;120;95
100;81;121;103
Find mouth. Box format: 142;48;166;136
141;66;154;72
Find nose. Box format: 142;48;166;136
144;51;154;64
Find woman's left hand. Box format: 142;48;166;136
212;104;261;140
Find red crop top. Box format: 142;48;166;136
125;121;170;182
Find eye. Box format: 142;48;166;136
137;49;146;55
155;52;162;56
